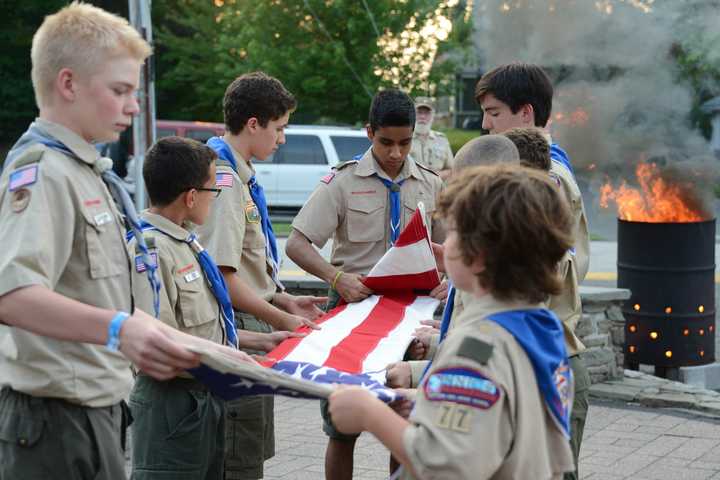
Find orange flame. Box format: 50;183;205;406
552;108;589;127
600;162;707;223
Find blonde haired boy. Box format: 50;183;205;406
0;4;250;478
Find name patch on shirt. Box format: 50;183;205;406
9;165;38;192
424;367;500;409
216;172;234;188
184;270;201;283
94;211;113;226
135;252;158;273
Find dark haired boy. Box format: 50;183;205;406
476;62;590;479
286;88;445;480
198;71;326;480
329;164;576;480
129;136;297;479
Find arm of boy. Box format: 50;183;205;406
236;330;306;353
0;285;199;380
220;266;315;331
328;386;420;478
271;292;326;325
285;229;372;303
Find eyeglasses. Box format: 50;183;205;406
195;187;222;198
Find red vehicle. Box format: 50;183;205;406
155;120;225;142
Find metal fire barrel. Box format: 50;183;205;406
618;218;716;368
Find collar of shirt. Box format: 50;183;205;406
140;210;194;242
459;291;542;322
35;118;100;166
353;147;422;182
223;136;255;184
413;130;438;142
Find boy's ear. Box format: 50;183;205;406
246;117;259;132
56;68;77;102
520;103;535;125
365;125;374;141
184;189;197;209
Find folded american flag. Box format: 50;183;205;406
189;206;440;402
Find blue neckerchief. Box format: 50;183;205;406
486;309;572;438
128;220;239;348
6;123;161;318
439;284;455;342
376;175;406;244
206;136;282;287
550;143;575;177
418;283;456;381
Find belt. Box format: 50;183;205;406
137;375;208;392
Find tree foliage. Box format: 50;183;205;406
153;0;471;124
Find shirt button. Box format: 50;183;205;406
18;438;27;446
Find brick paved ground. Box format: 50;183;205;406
264;397;720;480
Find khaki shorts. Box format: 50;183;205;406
0;387;127;480
225;312;275;480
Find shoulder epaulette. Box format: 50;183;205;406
333;160;359;171
416;162;440;177
457;336;494;364
134;234;157;253
435;130;447;138
216;158;235;170
10;145;46;170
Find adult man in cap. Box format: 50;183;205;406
410;97;454;179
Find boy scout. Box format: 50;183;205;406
285;89;445;480
129;137;299;479
328;164;576;480
0;4;204;478
386;135;522;390
410;97;454;179
198;72;325;480
476;62;590;479
503;126;552;170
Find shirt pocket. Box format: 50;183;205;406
81;207;126;279
175;271;218;332
347;196;385;243
403;195;436;236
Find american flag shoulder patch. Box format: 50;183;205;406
9;165;39;192
135;252;158;273
216;172;234;188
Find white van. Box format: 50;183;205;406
257;125;371;209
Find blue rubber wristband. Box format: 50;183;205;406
106;311;130;351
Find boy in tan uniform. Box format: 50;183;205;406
286;89;445;480
129;137;300;479
0;4;220;478
476;63;591;478
329;164;576;480
198;72;325;480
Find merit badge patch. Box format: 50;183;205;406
135;252;158;273
216;172;234;188
320;172;335;184
245;202;261;223
10;188;31;213
9;165;38;192
424;367;501;409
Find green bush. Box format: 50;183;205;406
438;129;482;155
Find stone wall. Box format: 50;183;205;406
578;286;631;384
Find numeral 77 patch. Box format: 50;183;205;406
435;403;473;433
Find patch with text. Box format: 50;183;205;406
424;367;500;409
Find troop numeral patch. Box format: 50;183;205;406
434;403;473;433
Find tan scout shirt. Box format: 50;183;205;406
130;212;225;346
410;130;454;172
402;295;575;480
549;160;589;355
0;119;133;407
198;143;276;301
292;149;444;275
